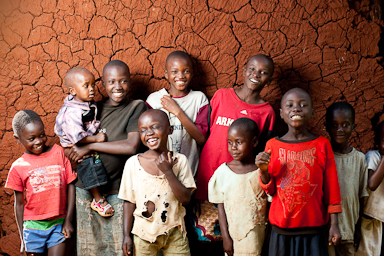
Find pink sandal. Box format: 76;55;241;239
90;197;114;217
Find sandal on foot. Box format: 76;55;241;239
91;197;114;217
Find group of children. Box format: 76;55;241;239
5;50;384;256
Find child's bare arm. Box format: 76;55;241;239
161;95;206;146
256;150;271;184
14;191;24;252
218;203;234;256
328;213;341;246
367;156;384;191
68;132;141;162
62;183;75;238
156;152;192;205
78;132;107;144
122;201;135;256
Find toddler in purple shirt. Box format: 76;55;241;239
55;67;114;217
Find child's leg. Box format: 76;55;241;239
90;187;114;216
161;227;190;256
133;234;160;256
47;241;66;256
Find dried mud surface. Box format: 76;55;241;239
0;0;384;255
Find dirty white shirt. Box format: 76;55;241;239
208;163;268;241
118;152;196;243
364;150;384;222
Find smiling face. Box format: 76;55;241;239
67;70;96;102
138;110;173;152
280;88;313;129
16;121;47;155
164;56;193;96
327;109;355;147
242;55;273;93
102;65;130;106
227;126;257;161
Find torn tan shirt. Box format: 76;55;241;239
118;152;196;243
208;163;268;241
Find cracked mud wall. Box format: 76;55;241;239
0;0;383;254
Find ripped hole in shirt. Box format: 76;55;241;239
161;210;167;223
142;200;155;218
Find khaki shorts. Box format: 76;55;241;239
328;240;355;256
355;216;382;256
133;227;190;256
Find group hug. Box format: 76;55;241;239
5;51;384;256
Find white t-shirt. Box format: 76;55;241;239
208;163;267;241
146;88;209;176
364;150;384;222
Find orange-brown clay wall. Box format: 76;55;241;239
0;0;384;254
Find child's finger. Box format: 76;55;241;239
266;149;271;155
167;151;172;162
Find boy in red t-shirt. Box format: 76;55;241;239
5;110;77;255
256;88;342;256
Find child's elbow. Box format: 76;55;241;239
368;182;378;191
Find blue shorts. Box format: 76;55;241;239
23;222;66;253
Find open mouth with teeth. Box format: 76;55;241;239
34;145;43;150
290;115;303;120
249;78;260;83
147;138;158;146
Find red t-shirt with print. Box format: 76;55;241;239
5;144;77;221
259;136;342;229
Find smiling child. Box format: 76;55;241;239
118;109;196;256
256;88;342;256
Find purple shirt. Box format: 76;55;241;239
54;95;100;147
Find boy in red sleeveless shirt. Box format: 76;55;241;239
256;88;342;256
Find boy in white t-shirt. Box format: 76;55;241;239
146;51;209;177
118;110;196;256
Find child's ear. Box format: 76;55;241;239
164;70;169;80
280;108;283;119
69;87;76;96
253;137;258;148
243;67;246;77
168;125;173;135
13;134;20;143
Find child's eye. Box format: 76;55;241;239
151;125;159;130
237;141;242;145
84;84;88;88
261;71;266;75
171;70;177;74
228;140;232;145
342;123;349;128
91;84;95;88
249;67;255;72
140;129;147;133
108;80;114;84
300;103;307;107
184;70;190;74
28;138;34;142
121;80;127;84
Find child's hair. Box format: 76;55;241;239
141;109;171;126
64;67;91;90
374;120;384;147
228;117;259;139
12;110;42;137
165;51;193;67
325;101;355;125
103;60;130;75
249;54;274;74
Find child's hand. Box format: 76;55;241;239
223;236;234;256
62;219;74;239
161;95;181;116
155;152;178;175
122;235;133;256
328;224;341;246
256;150;271;172
95;132;107;142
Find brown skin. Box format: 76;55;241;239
235;54;273;105
122;110;192;255
256;88;341;246
219;126;258;255
162;55;207;146
326;108;363;250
